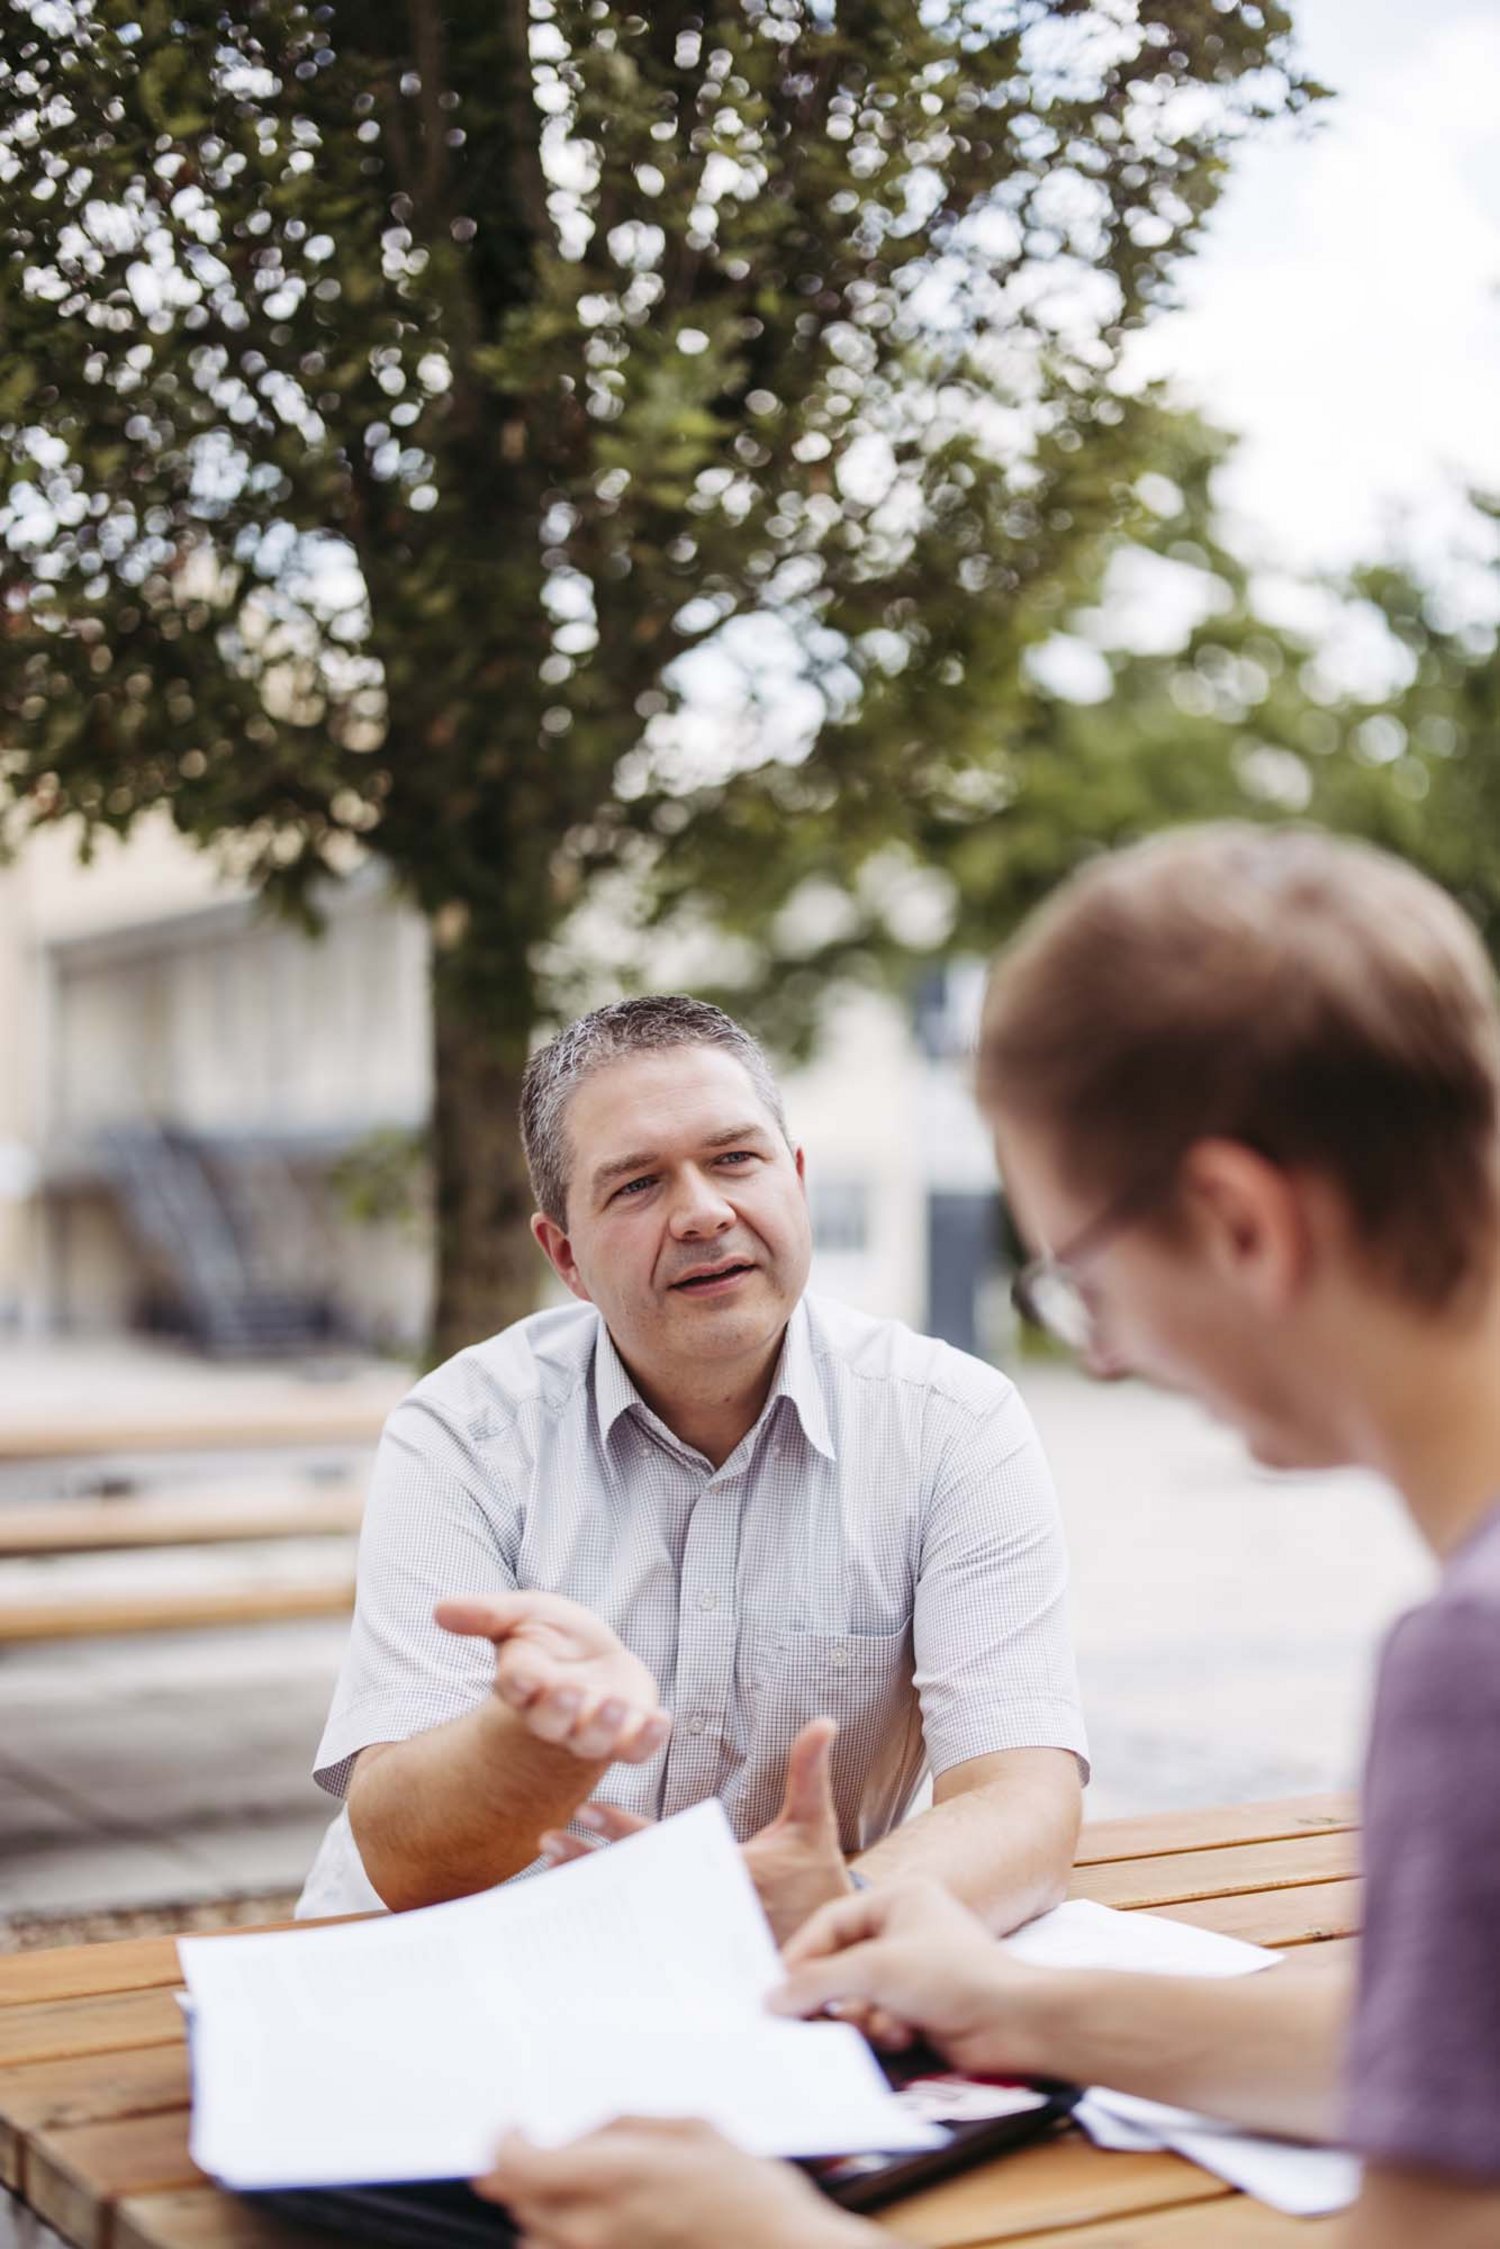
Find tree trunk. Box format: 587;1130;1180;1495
428;936;543;1365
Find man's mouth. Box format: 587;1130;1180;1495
670;1262;756;1293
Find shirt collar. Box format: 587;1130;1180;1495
591;1298;836;1463
771;1298;836;1461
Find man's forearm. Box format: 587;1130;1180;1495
851;1753;1080;1931
1009;1953;1351;2143
348;1701;609;1911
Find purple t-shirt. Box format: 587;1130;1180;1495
1343;1499;1500;2180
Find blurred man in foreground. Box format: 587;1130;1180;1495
300;994;1085;1934
480;828;1500;2249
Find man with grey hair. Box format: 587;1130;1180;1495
299;996;1086;1931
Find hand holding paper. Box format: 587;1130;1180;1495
477;2118;869;2249
774;1877;1042;2078
179;1801;938;2192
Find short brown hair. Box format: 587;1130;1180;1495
978;824;1500;1306
520;995;788;1226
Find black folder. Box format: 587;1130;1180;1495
249;2053;1079;2238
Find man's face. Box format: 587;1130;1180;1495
991;1108;1350;1472
533;1045;813;1390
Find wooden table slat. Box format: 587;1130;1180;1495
993;2194;1345;2245
0;1951;184;2017
0;2051;189;2192
0;1997;185;2074
26;2112;200;2249
874;2135;1229;2246
1159;1880;1361;1950
1075;1796;1356;1868
1070;1831;1358;1913
0;1915;368;2015
114;2192;341;2249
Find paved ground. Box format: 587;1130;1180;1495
0;1342;1433;1938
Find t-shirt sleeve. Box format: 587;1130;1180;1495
312;1392;521;1798
912;1382;1089;1781
1343;1595;1500;2181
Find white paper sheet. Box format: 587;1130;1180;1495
180;1800;939;2190
1003;1897;1275;1978
1077;2092;1362;2216
1003;1899;1359;2215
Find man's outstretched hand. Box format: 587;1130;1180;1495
435;1592;672;1768
539;1716;854;1945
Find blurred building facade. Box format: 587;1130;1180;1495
0;822;1008;1358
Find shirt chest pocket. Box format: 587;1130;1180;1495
737;1623;918;1842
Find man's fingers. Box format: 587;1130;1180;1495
565;1697;639;1761
434;1593;558;1644
616;1709;672;1762
780;1885;888;1969
776;1716;839;1832
576;1803;653;1840
538;1831;595;1866
769;1941;885;2018
517;1680;594;1746
478;2117;715;2205
865;2007;916;2052
494;1666;668;1764
494;1655;552;1710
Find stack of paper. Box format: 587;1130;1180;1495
179;1801;940;2190
1002;1899;1360;2216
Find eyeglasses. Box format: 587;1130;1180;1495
1010;1166;1179;1358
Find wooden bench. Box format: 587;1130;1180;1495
0;1383;390;1645
0;1483;363;1645
0;1489;364;1560
0;1577;357;1645
0;1794;1361;2249
0;1400;393;1466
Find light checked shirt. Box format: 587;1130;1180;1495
298;1293;1087;1916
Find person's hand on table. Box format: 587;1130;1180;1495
435;1592;671;1767
474;2116;872;2249
538;1716;854;1944
772;1877;1049;2079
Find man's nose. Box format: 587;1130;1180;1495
669;1169;737;1237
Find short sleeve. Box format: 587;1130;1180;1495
312;1394;521;1797
912;1383;1089;1781
1343;1597;1500;2181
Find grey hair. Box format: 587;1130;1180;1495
520;995;790;1226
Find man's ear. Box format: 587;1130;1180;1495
1178;1138;1310;1305
531;1212;594;1305
794;1142;807;1190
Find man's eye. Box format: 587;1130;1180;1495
716;1151;754;1167
616;1176;656;1199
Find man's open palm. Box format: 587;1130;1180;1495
436;1592;671;1766
540;1717;853;1944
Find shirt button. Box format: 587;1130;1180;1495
688;1712;707;1735
697;1590;717;1612
831;1646;850;1669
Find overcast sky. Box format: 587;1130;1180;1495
1125;0;1500;592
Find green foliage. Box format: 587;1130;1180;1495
0;0;1321;1335
1;0;1311;1011
327;1122;430;1231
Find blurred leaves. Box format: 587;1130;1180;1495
0;0;1329;1329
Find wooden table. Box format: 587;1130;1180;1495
0;1796;1359;2249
